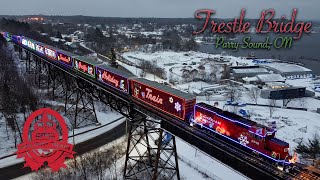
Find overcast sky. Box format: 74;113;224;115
0;0;318;20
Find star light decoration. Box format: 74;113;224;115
169;97;173;103
238;134;249;146
174;102;181;112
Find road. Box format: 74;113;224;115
0;119;127;180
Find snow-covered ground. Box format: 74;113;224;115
176;138;248;180
118;50;320;161
121;51;257;83
0;108;125;168
6;44;320;179
14;134;247;180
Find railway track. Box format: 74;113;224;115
9;40;320;180
192;123;320;180
162;118;314;180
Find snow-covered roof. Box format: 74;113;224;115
50;37;63;42
256;74;286;82
262;63;312;73
232;68;268;74
242;76;259;82
265;82;290;87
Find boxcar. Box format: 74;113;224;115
130;78;196;120
96;64;136;94
34;42;45;55
2;32;12;42
21;37;36;51
56;49;76;68
74;56;100;78
11;35;21;44
44;44;58;61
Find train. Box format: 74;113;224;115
1;32;296;167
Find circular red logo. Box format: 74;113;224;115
16;108;75;171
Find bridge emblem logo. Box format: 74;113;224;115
16;108;75;171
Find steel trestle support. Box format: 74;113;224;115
124;117;180;180
18;45;99;129
16;44;181;179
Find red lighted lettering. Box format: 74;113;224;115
59;54;70;63
78;62;88;72
102;71;119;87
146;88;163;105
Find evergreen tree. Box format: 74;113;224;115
56;31;63;39
296;133;320;160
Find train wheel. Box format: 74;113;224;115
252;151;259;158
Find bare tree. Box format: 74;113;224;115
282;98;293;107
225;85;242;102
33;140;127;180
249;87;260;104
0;43;39;147
268;99;277;118
209;64;220;82
221;64;230;79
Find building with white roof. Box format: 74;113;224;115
232;67;269;79
256;74;286;83
262;63;312;78
242;74;286;84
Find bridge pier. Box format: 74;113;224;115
124;117;180;180
21;50;99;129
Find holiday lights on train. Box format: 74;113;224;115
96;65;134;93
74;57;97;78
5;33;298;167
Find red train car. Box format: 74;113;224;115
96;64;135;94
193;102;290;162
130;78;196;120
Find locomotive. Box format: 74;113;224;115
1;32;296;167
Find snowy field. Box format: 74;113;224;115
121;51;258;84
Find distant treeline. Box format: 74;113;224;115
2;15;319;26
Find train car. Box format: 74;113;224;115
34;41;45;55
44;44;58;61
11;35;22;44
21;36;36;51
193;102;290;163
56;49;75;68
96;64;136;94
130;78;196;120
1;32;12;42
0;32;5;41
74;56;100;78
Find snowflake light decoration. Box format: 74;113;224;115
169;97;173;103
174;102;181;112
134;88;139;96
238;134;249;146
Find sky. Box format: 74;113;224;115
0;0;319;20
